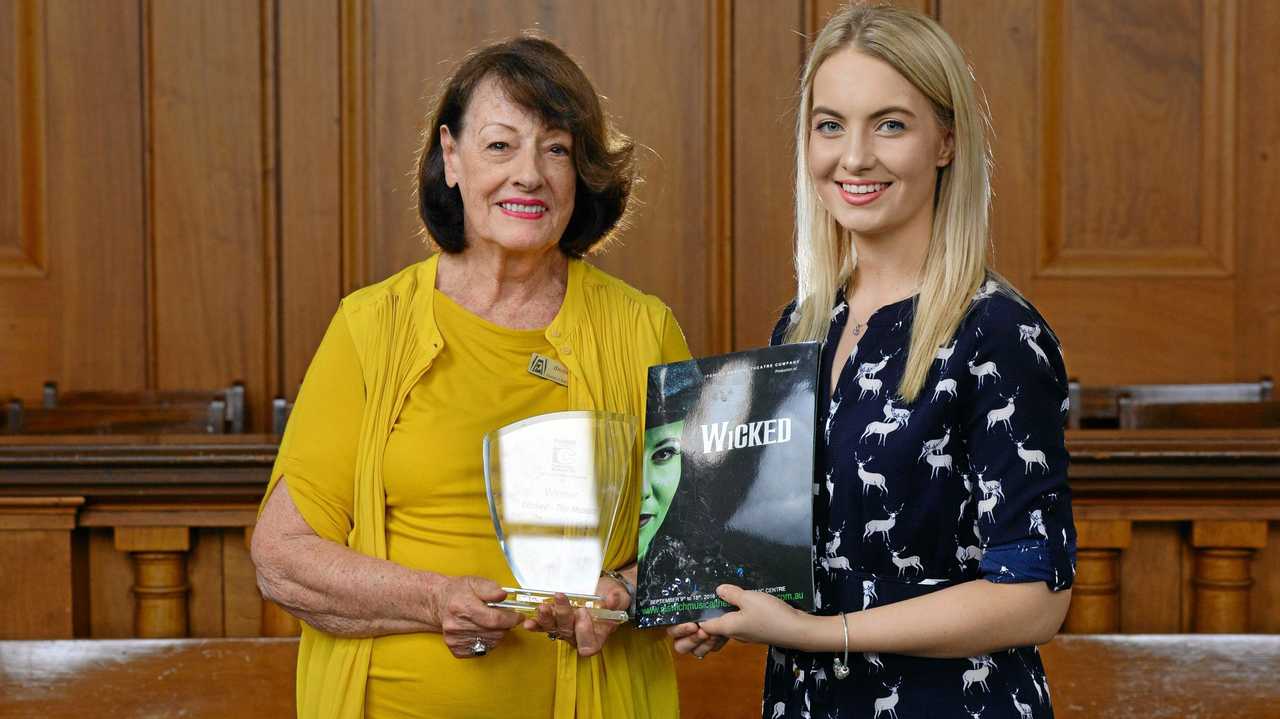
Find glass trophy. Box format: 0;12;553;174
483;410;637;623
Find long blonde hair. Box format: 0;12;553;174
784;3;994;403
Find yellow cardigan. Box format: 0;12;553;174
262;254;690;718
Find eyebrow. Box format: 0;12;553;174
811;105;918;121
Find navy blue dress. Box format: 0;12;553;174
761;279;1077;719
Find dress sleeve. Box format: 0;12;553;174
769;301;798;347
961;302;1076;591
659;305;693;363
259;308;364;544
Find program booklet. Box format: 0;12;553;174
635;342;819;628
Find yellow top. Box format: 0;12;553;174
262;254;691;719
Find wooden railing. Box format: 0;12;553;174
1;430;1277;640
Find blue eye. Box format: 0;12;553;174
487;141;509;151
815;119;842;134
548;144;570;157
877;119;906;133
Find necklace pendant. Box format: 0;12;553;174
832;657;851;680
850;323;865;337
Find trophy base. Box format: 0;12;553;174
487;587;629;623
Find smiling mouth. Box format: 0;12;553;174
837;181;891;206
840;182;890;194
498;201;547;217
639;513;654;528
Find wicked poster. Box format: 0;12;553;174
635;342;819;628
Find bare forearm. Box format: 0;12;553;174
793;580;1069;658
256;532;446;638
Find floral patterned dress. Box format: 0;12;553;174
761;280;1077;719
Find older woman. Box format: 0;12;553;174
250;36;688;719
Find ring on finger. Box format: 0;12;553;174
470;638;488;657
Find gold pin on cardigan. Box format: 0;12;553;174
528;352;569;387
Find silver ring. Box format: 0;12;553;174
470;638;488;657
695;653;704;661
547;632;559;641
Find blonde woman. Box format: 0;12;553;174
669;5;1075;717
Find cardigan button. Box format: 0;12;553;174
561;346;572;355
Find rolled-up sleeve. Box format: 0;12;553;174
259;308;364;544
962;303;1076;591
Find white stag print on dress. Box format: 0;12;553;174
873;679;903;719
889;546;924;577
919;427;953;479
855;351;897;401
935;341;957;371
855;454;889;496
985;389;1018;433
933;377;958;402
962;655;997;693
1017;323;1049;366
968;355;1002;387
1014;435;1049;474
863;505;902;545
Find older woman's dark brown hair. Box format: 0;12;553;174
417;35;637;257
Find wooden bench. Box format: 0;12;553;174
2;382;247;435
1118;398;1280;429
1068;378;1274;429
3;635;1278;718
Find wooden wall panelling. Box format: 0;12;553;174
0;0;45;286
946;1;1248;385
279;0;343;394
556;3;718;355
731;1;803;351
1118;522;1183;632
364;1;717;354
225;527;266;637
187;526;224;637
150;0;272;430
0;497;81;638
1028;1;1237;385
0;0;25;276
0;0;148;402
1236;0;1280;390
1041;0;1233;276
366;0;540;285
87;528;134;638
939;0;1038;293
1252;523;1280;633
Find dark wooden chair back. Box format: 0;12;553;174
41;381;246;433
1068;377;1274;428
1118;398;1280;429
3;399;229;434
271;397;294;435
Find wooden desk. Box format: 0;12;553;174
1;431;1277;638
0;435;281;639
